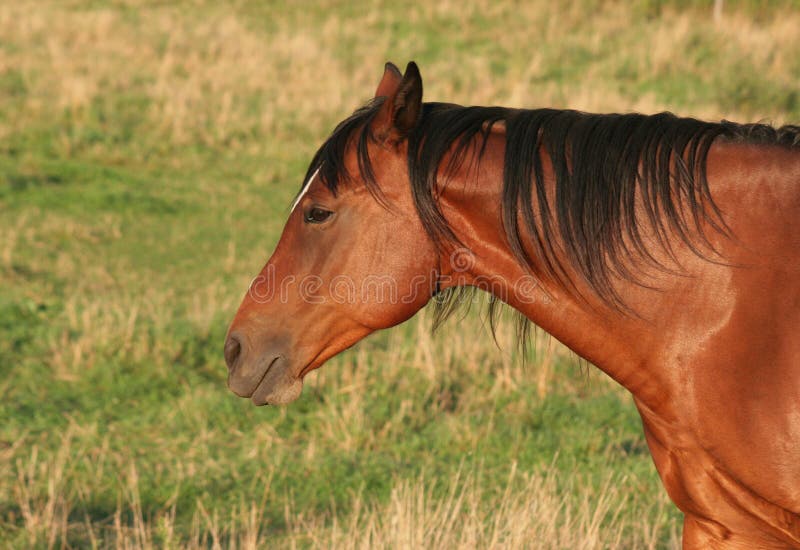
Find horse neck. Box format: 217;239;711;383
435;138;665;402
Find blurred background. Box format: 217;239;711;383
1;0;798;547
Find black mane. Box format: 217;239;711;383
299;101;799;325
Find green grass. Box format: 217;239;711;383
2;0;798;547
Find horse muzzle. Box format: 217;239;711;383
224;332;303;405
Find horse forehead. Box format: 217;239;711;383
290;166;321;213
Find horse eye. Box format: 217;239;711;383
304;207;334;224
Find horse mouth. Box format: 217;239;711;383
249;356;280;396
248;355;304;406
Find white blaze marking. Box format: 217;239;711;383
291;166;321;213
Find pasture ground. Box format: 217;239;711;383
2;1;799;547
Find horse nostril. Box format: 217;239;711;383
224;334;242;370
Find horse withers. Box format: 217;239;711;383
225;62;800;548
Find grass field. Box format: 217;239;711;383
2;0;799;547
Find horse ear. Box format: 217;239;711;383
393;62;423;135
375;62;403;99
373;61;423;142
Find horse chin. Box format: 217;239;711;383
251;377;303;406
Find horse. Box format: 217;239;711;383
225;61;800;548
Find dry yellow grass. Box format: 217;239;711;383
10;428;679;549
286;466;679;550
1;1;797;155
6;303;669;548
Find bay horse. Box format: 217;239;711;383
225;62;800;548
